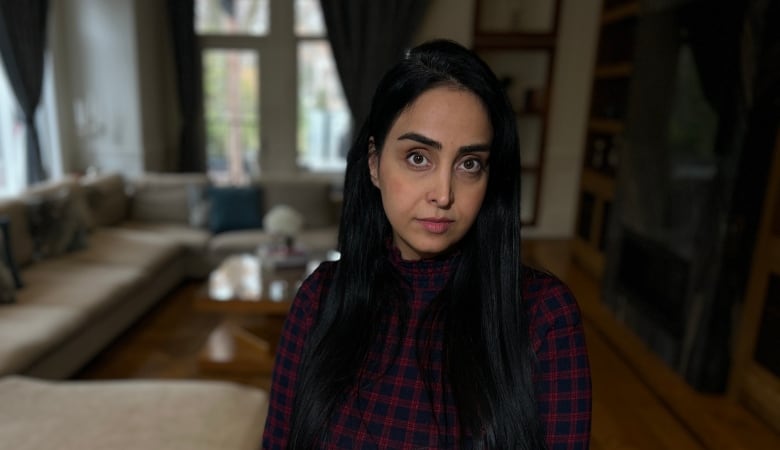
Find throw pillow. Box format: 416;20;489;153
80;173;129;227
0;216;23;289
207;186;264;234
26;188;90;260
0;261;14;304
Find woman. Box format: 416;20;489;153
263;39;591;449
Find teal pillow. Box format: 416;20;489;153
207;186;264;233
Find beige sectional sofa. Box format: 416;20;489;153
0;375;268;450
0;171;340;378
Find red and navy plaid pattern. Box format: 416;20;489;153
263;250;591;449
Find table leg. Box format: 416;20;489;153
197;320;277;375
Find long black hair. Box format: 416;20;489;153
288;39;545;449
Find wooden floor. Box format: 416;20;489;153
75;240;780;449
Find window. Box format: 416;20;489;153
196;0;349;184
0;54;58;195
0;62;26;195
295;0;350;172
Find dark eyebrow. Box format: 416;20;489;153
397;132;490;155
398;132;441;149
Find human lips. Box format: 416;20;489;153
417;218;454;233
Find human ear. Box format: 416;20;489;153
368;138;379;188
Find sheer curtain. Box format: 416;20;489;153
318;0;429;129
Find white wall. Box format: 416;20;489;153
58;0;142;174
523;0;601;238
53;0;176;175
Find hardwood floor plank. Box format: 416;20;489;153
585;322;704;449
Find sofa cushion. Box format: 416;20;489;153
80;173;129;227
259;178;337;228
116;222;213;278
0;198;34;268
0;305;85;375
208;186;264;233
18;259;143;313
63;228;181;275
209;229;276;263
0;216;22;290
0;261;15;304
0;376;268;450
129;172;210;224
24;187;90;260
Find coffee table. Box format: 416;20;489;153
195;252;326;376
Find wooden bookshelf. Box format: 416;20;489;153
729;130;780;434
572;0;640;279
472;0;562;226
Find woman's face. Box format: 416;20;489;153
369;86;492;260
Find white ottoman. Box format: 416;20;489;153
0;376;268;450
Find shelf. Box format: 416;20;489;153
581;167;616;200
601;1;640;25
595;62;634;79
589;118;625;134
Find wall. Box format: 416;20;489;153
52;0;176;175
415;0;601;238
414;0;475;47
525;0;600;238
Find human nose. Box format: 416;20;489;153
428;168;454;208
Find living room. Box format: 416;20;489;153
1;0;779;449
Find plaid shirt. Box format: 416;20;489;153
263;250;591;449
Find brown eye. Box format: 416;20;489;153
406;152;429;167
459;158;483;173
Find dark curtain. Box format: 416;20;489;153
0;0;50;184
167;0;206;172
319;0;429;135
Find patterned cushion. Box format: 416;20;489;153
0;262;15;304
0;216;22;293
25;188;90;260
80;173;129;227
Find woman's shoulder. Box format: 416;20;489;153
292;260;339;318
521;265;582;332
299;260;338;295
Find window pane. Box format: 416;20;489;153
203;49;260;184
0;60;26;193
297;40;350;171
196;0;269;36
295;0;326;36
